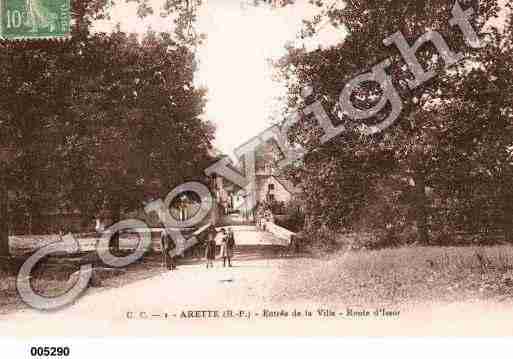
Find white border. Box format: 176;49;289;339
1;338;513;359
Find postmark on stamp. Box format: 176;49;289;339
0;0;70;39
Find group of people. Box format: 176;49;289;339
160;226;236;271
205;227;235;268
256;206;274;230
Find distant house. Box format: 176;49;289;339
214;139;303;216
255;174;301;205
251;139;301;205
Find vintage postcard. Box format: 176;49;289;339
1;0;513;344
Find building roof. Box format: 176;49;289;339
273;175;302;195
255;173;301;195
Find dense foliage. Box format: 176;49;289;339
0;0;213;254
275;0;512;247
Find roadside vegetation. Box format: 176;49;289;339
271;245;513;306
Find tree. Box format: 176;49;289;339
275;0;504;245
62;30;214;250
434;22;513;241
0;0;212;256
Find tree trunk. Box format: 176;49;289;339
28;199;42;234
503;192;513;243
505;219;513;243
0;171;9;257
413;171;429;245
109;199;121;252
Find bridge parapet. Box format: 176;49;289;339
264;222;296;246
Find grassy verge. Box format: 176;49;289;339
270;245;513;306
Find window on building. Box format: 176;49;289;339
268;194;275;202
268;183;275;191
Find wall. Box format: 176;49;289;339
255;176;293;204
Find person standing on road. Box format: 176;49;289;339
226;228;235;267
161;228;176;270
220;230;229;267
205;227;217;268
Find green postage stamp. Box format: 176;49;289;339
0;0;70;39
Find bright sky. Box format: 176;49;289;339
93;0;344;155
93;0;508;156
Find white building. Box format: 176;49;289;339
225;139;302;216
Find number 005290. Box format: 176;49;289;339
30;346;70;357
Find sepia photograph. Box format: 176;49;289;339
0;0;513;349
